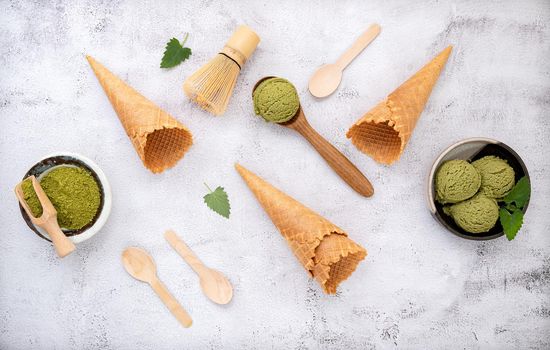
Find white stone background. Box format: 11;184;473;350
1;0;549;349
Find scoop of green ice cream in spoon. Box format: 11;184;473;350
250;76;374;197
253;77;300;123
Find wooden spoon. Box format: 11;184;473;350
165;230;233;305
121;247;193;328
14;176;76;258
253;78;374;197
309;24;381;98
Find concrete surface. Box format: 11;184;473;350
1;0;549;349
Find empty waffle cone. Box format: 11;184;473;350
235;164;366;294
87;56;193;173
347;46;452;164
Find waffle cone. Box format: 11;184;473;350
87;56;193;173
235;164;366;294
347;46;452;164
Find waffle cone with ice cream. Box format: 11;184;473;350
347;46;452;164
235;164;366;294
87;56;193;173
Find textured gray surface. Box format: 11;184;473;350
1;0;549;349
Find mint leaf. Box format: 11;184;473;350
503;176;530;209
499;208;523;241
161;34;191;68
203;184;230;219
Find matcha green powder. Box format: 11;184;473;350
22;166;101;230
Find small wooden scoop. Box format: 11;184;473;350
122;247;193;328
309;24;381;98
165;230;233;305
15;176;76;258
253;78;374;197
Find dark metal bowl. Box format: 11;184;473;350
427;138;530;240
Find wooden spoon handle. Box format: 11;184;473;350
164;230;205;275
41;219;76;258
335;24;381;70
150;278;193;328
292;117;374;197
14;176;75;258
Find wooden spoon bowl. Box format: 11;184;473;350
308;24;381;98
165;230;233;305
308;64;343;98
122;247;193;328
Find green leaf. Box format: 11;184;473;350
503;176;530;209
203;184;230;219
160;35;192;68
504;203;517;212
499;208;523;241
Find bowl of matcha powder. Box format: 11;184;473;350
427;138;530;241
19;152;112;243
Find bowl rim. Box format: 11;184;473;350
427;137;529;240
20;152;112;244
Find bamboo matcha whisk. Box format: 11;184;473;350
183;25;260;115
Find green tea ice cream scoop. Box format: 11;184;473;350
445;194;499;233
435;159;481;204
250;76;374;197
472;155;515;198
253;77;300;123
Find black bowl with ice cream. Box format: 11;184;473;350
427;138;530;240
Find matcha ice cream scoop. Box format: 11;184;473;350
472;155;515;198
435;159;481;204
253;77;300;123
444;194;499;233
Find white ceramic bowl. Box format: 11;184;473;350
19;152;112;243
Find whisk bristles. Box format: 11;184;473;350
183;54;241;115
